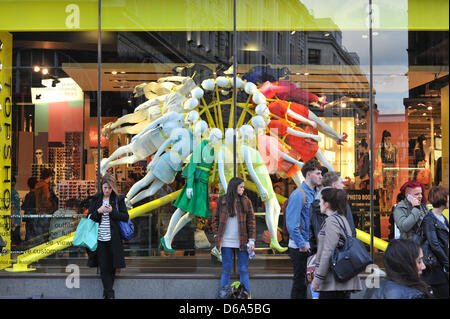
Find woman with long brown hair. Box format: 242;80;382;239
212;177;256;297
88;173;129;299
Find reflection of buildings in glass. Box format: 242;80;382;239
405;31;448;188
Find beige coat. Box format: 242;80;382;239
312;212;363;292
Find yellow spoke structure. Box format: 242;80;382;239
7;83;388;272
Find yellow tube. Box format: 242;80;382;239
356;229;389;252
8;189;182;272
246;181;388;251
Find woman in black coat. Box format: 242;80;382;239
88;173;129;299
422;186;449;299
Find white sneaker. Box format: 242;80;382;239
211;246;222;262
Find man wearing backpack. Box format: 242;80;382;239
393;180;429;242
286;159;323;299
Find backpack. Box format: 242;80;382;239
282;188;306;239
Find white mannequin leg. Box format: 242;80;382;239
130;179;165;206
111;120;151;136
100;144;133;175
163;209;194;249
266;198;281;240
109;109;147;130
308;112;342;141
126;173;155;203
315;149;335;172
101;153;141;176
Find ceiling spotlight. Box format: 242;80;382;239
111;71;118;75
427;106;433;110
341;102;347;108
373;31;379;36
422;112;427;116
33;66;41;72
304;72;310;76
291;31;296;35
362;34;368;39
324;33;330;37
42;68;49;75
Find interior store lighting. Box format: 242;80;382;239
42;68;49;75
33;66;41;72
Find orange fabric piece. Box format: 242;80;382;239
267;119;319;162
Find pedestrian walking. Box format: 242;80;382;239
88;173;129;299
422;186;449;299
311;188;362;299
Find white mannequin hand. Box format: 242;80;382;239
259;187;268;200
186;188;193;199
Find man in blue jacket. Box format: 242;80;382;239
286;159;323;299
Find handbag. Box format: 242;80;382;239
72;215;99;251
116;197;134;241
421;239;439;269
330;215;372;282
306;253;317;284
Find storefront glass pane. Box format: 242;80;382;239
95;1;235;272
0;0;447;281
371;0;449;267
235;0;374;272
4;30;100;265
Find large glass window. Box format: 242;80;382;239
0;0;448;277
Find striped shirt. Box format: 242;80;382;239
98;200;111;241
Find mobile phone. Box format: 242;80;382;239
407;194;414;201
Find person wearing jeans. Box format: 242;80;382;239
286;159;322;299
212;177;256;296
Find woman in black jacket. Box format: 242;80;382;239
364;239;432;299
422;186;449;299
88;173;129;299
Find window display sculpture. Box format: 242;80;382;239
100;109;198;176
102;77;197;138
254;103;335;173
238;124;287;253
160;128;223;252
250;115;305;187
124;114;206;208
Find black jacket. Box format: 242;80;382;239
364;279;427;299
421;211;449;285
87;192;129;268
309;194;356;254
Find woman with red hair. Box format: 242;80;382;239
393;180;429;243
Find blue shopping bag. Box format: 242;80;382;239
73;215;99;251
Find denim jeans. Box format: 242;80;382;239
288;248;309;299
220;247;250;293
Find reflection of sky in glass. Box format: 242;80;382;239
301;0;409;115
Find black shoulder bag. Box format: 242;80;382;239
330;215;372;282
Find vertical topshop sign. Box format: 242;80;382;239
0;32;12;270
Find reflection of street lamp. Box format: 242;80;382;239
33;65;41;72
42;68;49;75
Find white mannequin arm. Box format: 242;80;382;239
281;154;304;168
242;146;268;199
286;109;317;128
286;127;321;142
217;148;228;193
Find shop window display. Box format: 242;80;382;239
0;1;447;276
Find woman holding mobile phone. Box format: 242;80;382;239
393;180;429;243
88;173;129;299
